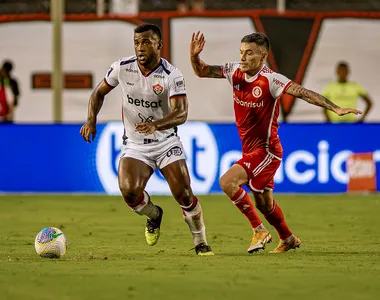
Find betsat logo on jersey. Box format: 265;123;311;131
127;94;162;108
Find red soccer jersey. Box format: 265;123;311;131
223;63;292;157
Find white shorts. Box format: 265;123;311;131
120;136;186;170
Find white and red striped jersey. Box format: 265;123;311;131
223;63;292;157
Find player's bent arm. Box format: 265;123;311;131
285;82;341;113
190;54;224;78
87;80;114;123
152;96;188;131
360;94;373;121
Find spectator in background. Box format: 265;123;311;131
322;61;373;123
177;0;204;12
0;60;20;123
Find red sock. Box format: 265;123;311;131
263;200;292;240
231;188;262;229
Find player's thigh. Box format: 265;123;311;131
242;151;281;193
160;159;193;206
118;157;153;196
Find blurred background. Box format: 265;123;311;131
0;0;379;195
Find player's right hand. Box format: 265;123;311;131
190;31;206;56
80;121;97;143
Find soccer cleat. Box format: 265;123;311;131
145;206;163;246
248;229;272;253
270;235;301;253
194;243;214;256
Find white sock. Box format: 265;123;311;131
181;199;207;246
131;191;159;219
253;223;267;232
281;234;294;243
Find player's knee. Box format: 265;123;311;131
121;189;140;204
219;174;229;191
119;182;141;204
219;174;237;195
173;186;193;206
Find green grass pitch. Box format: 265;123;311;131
1;194;380;300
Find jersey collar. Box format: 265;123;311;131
244;65;265;83
137;58;162;77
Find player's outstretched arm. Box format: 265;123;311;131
80;80;114;143
285;82;363;117
135;96;188;135
190;31;224;78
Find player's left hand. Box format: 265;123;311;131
80;121;97;143
334;107;362;116
135;122;157;135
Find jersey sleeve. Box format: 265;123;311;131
268;72;292;99
356;83;367;96
222;62;240;85
104;60;120;88
168;68;186;98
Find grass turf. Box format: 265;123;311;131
0;194;379;300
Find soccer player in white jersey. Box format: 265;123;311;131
190;31;361;253
80;24;213;255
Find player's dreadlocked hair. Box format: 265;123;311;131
241;33;270;51
134;24;162;40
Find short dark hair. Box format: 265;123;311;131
241;33;270;51
2;60;13;73
134;24;162;40
337;61;349;69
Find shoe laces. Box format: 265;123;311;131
146;219;157;233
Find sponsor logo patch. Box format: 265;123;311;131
166;146;183;157
127;95;162;108
273;78;285;87
173;77;185;92
125;68;138;73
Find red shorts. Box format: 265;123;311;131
236;148;281;193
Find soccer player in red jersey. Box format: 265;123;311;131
190;32;361;253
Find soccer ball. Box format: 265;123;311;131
34;227;68;258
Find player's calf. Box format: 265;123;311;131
256;199;301;253
257;200;293;241
126;190;160;219
181;196;214;256
228;187;272;253
124;190;163;246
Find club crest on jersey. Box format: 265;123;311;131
252;86;262;98
153;83;164;95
